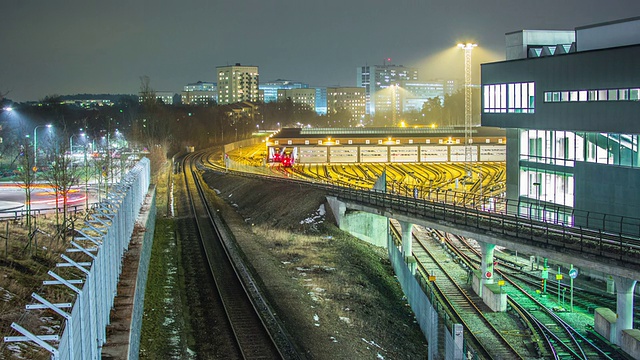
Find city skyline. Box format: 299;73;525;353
2;1;639;102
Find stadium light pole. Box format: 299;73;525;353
458;42;477;187
33;124;52;167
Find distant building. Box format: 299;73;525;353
181;81;217;105
277;88;316;112
315;87;327;115
260;79;309;103
217;63;259;105
61;99;114;108
326;87;366;126
357;61;418;115
401;82;445;112
138;91;178;105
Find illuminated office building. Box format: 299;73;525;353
181;81;217;105
277;88;316;112
260;80;308;103
357;62;418;115
326;87;366;126
482;18;640;229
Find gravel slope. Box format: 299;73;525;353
201;170;428;359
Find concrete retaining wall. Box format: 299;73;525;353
326;196;388;248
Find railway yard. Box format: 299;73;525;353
149;143;638;359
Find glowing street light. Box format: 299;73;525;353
33;124;52;167
69;133;85;154
458;42;477;184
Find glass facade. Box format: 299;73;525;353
483;82;535;113
519;129;639;209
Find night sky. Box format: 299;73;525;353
2;1;639;102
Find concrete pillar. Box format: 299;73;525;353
399;221;413;258
607;275;615;294
613;275;637;345
478;241;496;297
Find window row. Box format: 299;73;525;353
519;130;640;168
274;138;503;146
544;87;640;102
483;82;535;113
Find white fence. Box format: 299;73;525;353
3;157;151;360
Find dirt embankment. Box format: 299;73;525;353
201;170;427;359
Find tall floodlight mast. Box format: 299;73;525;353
458;42;477;181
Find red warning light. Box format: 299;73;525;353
485;271;492;278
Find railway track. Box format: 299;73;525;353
180;152;293;359
439;231;625;359
390;220;525;359
451;234;640;330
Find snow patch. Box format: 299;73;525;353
300;204;326;225
362;338;385;351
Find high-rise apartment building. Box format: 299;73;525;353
326;87;366;126
357;62;418;116
216;63;259;105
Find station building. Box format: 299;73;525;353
266;126;506;164
481;17;640;226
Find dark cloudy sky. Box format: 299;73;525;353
2;1;639;102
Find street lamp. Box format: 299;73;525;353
33;124;52;167
458;42;477;182
69;133;85;154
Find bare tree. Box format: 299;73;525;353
13;120;36;234
41;127;82;240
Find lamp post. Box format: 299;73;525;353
33;124;52;167
69;133;85;154
458;42;477;184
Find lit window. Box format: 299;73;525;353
620;89;629;100
579;91;587;101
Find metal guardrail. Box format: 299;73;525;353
216;166;640;271
333;187;640;269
